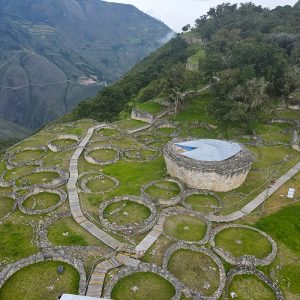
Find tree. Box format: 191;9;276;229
182;24;191;32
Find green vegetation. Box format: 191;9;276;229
0;261;79;300
168;249;219;296
85;176;116;193
16;172;60;187
164;215;207;242
185;194;219;214
145;180;181;201
0;223;38;262
97;128;121;137
103;200;151;225
13;149;44;162
111;272;176;300
3;166;36;181
23;192;60;210
228;274;276;300
89;148;117;161
135;101;164;114
215;228;272;259
51;139;77;148
0;196;14;219
48;217;104;247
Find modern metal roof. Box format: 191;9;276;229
175;139;242;162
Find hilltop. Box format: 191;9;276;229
0;0;172;133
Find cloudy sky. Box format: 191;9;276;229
104;0;297;31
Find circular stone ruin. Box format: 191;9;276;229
154;121;180;137
124;146;159;162
0;195;16;221
95;126;122;139
48;134;80;152
18;187;67;215
210;224;277;266
84;145;121;166
99;195;158;235
141;179;184;206
182;189;222;214
79;172;119;194
161;207;211;244
163;139;254;192
103;263;183;300
162;242;226;300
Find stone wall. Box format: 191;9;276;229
131;108;154;124
163;139;253;192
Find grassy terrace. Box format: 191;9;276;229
135;101;164;115
23;192;60;210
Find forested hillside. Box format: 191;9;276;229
69;2;300;132
0;0;172;132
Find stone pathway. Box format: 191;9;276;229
67;124;125;250
207;162;300;222
86;257;123;298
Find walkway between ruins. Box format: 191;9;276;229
207;161;300;222
67;124;124;250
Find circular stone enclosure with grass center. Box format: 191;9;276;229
183;190;222;214
211;224;277;266
84;146;121;166
99;196;158;235
96;126;122;138
18;188;67;215
0;196;15;220
135;133;161;145
79;172;119;194
124;146;159;162
7;146;46;167
48;134;79;152
3;165;37;183
162;208;210;244
154;122;180;137
104;263;182;300
141;179;184;206
163;139;254;192
163;243;225;300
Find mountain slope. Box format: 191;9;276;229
0;0;172;130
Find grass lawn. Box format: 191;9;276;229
228;274;276;300
0;196;14;219
0;261;79;300
167;249;219;296
3;165;36;181
104;200;151;225
164;214;207;242
23;192;60;210
111;272;175;300
16;172;60;187
125;148;157;161
0;222;38;262
48;217;104;247
85;176;116;193
156;127;176;136
13;149;44;162
136;101;164;115
89;148;118;161
215;227;272;259
97;128;121;137
255;123;293;144
185;194;219;214
115;119;147;130
145;180;180;201
51;139;77;148
255;204;300;256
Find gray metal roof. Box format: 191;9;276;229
175;139;242;162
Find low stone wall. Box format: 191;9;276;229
17;187;67;215
131;108;155;124
154;121;180;137
48;134;80;152
124;146;160;162
141;178;185;206
210;224;277;267
162;242;226;300
103;262;183;300
163;139;254;192
84;145;121;166
225;266;284;300
99;195;158;236
0;252;87;295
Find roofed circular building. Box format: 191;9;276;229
163;139;253;192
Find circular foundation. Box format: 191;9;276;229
124;146;159;162
84;146;121;166
48;134;80;152
99;196;158;235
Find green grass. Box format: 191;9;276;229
13;149;44;162
85;176;116;193
23;192;60;210
3;165;36;181
168;249;219;297
276;264;300;294
187;47;206;67
16;172;60;187
255;123;292;144
145;180;180;201
116;119;147;130
97;128;121;137
48;217;105;246
185;194;219;214
104;200;151;225
136;101;164;114
0;196;14;219
51;139;77;148
255;204;300;255
125;148;157;161
111;272;176;300
215;227;272;259
156;127;176;135
228;274;276;300
163;214;207;242
0;261;79;300
89;148;117;161
0;222;38;262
